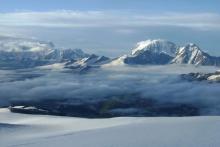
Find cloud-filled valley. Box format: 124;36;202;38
1;1;220;147
1;65;220;116
0;37;219;117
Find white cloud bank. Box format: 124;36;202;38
0;65;220;115
0;10;220;30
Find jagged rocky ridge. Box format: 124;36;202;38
1;37;220;70
0;36;112;71
181;71;220;82
171;43;220;66
65;54;110;73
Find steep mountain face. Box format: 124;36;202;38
45;48;89;61
124;50;173;65
65;54;110;72
111;39;178;65
181;71;220;82
172;43;220;66
131;39;177;57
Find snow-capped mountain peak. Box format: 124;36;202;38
131;39;177;57
183;43;201;52
172;43;208;65
109;39;220;66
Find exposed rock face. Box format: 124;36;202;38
45;48;89;61
124;50;173;65
65;54;110;73
181;71;220;82
122;39;177;65
172;44;220;66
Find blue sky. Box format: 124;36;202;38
1;0;220;13
0;0;220;56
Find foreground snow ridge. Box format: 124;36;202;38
1;108;220;147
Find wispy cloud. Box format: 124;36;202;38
0;10;219;30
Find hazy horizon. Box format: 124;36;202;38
0;0;220;56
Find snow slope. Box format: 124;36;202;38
171;43;218;66
1;108;220;147
208;74;220;82
131;39;177;57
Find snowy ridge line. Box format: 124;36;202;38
108;39;220;67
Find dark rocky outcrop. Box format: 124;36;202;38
9;96;200;118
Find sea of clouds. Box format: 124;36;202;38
0;64;220;115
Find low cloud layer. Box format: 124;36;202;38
0;65;220;115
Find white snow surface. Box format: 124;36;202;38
103;55;127;67
1;108;220;147
172;43;206;65
208;74;220;82
131;39;177;57
36;63;66;71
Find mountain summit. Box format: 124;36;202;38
110;39;220;66
111;39;178;65
131;39;177;57
1;37;220;69
171;43;220;66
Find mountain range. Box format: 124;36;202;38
111;39;220;66
0;37;89;69
2;37;220;117
0;36;220;70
